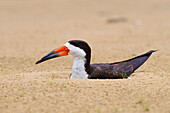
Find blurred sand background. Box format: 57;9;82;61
0;0;170;113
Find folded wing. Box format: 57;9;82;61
88;50;157;79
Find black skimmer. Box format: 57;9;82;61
36;40;156;79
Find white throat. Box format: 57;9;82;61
70;56;88;79
64;42;89;79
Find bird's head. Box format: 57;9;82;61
35;40;91;64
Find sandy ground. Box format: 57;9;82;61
0;0;170;113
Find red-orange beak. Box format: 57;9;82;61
35;45;70;64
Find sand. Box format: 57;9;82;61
0;0;170;113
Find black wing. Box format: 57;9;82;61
88;50;157;79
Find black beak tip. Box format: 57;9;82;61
35;60;41;65
35;51;59;65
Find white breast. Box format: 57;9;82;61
70;56;88;79
64;42;88;79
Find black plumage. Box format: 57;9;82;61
88;50;156;79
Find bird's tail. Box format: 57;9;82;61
123;50;157;72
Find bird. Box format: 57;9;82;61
36;40;156;79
